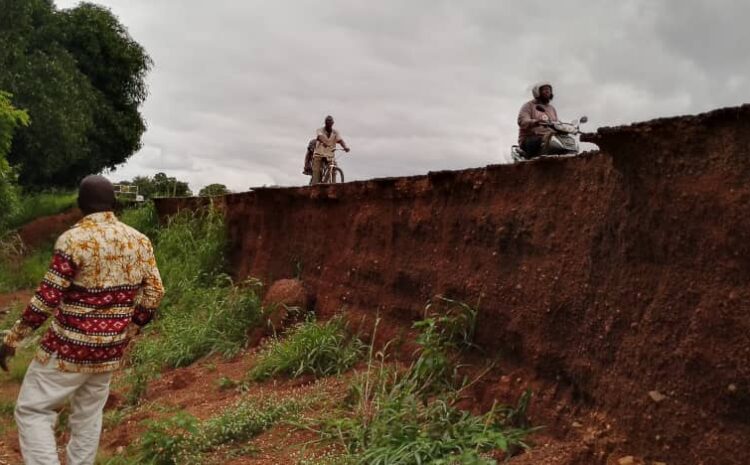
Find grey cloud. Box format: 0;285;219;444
56;0;747;192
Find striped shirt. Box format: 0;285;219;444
2;212;164;373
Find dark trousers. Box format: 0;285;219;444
520;136;544;158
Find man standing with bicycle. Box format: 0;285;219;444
311;115;350;184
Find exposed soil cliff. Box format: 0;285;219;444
156;105;750;465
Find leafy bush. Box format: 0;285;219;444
247;315;364;382
0;91;30;230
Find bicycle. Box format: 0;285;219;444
309;148;347;185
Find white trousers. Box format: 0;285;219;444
14;357;112;465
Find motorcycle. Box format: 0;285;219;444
511;108;588;162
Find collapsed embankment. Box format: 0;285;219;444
156;105;750;465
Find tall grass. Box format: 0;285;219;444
247;315;364;382
0;190;76;290
119;201;159;240
313;305;533;465
3;190;77;232
119;205;264;404
0;238;53;292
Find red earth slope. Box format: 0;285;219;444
156;105;750;465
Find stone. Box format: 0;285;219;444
649;390;667;402
262;279;308;331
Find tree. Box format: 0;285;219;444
198;184;230;197
0;0;152;188
0;91;30;229
152;172;191;198
118;173;192;199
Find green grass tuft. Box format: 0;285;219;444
247;315;364;382
0;240;53;293
310;304;534;465
109;397;303;465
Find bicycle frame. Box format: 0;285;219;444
315;148;347;184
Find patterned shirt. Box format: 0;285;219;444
2;212;164;373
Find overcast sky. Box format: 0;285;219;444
56;0;749;193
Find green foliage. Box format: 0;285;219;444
312;305;531;465
331;379;530;465
119;202;159;240
0;91;29;228
131;398;301;465
216;376;238;391
152;207;227;294
103;406;134;429
118;173;192;199
410;296;479;392
198;183;230;197
0;0;152;188
131;284;262;370
3;190;76;232
0;239;53;293
0;401;14;416
247;315;364;382
121;208;263;404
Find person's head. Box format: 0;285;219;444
532;82;554;104
324;115;334;130
78;175;115;215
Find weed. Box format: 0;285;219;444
410;295;479;393
0;239;53;292
119;202;159;240
217;376;238;391
247;315;364;382
135;397;302;465
103;406;135;429
3;191;77;232
119;208;264;404
0;401;14;416
309;302;532;465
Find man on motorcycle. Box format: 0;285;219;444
517;82;559;158
312;115;350;184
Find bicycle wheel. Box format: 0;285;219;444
333;167;344;183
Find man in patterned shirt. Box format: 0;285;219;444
0;175;164;465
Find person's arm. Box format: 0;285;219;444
0;236;77;370
131;238;164;329
517;102;539;129
335;131;350;152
